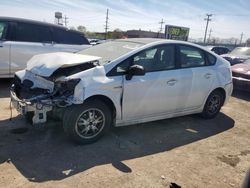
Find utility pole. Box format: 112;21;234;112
208;28;212;44
157;19;165;38
235;39;238;46
240;32;244;45
104;8;109;40
159;19;165;33
63;15;69;27
204;14;212;44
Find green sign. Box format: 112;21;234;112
165;25;189;41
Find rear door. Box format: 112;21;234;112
0;21;11;77
176;45;216;109
9;22;55;73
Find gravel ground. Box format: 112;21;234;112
0;79;249;188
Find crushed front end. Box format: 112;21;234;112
10;72;81;124
10;52;101;125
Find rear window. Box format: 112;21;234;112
15;22;52;43
53;28;89;45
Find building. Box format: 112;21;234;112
126;30;165;38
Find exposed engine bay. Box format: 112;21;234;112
10;52;101;124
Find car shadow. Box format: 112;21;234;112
0;112;234;182
232;90;250;101
0;79;13;98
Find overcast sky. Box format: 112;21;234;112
0;0;250;41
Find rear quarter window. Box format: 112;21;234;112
53;28;89;45
206;52;216;65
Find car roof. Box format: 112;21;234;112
0;16;88;36
0;16;70;30
113;38;210;51
115;38;166;44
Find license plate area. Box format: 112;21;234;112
16;101;26;115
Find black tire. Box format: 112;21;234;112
25;112;34;124
63;100;111;144
201;90;224;119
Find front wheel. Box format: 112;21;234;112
63;100;111;144
201;90;224;119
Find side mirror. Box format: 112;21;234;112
125;64;145;80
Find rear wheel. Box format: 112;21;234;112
201;90;224;119
63;100;111;144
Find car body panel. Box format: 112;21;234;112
221;47;250;66
0;41;11;77
231;62;250;92
0;17;90;78
10;38;233;126
26;52;101;77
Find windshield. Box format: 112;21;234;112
78;40;144;65
230;47;250;56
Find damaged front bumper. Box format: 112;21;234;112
10;89;53;124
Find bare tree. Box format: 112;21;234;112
77;25;86;33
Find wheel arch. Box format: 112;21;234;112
84;94;117;121
209;87;226;105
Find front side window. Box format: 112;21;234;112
0;22;7;40
16;22;52;43
130;45;175;72
179;45;205;68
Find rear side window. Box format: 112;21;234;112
179;45;205;68
53;28;89;45
15;22;52;43
0;22;8;40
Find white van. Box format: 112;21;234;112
0;17;90;78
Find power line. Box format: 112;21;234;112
204;14;212;44
63;15;69;27
104;8;109;39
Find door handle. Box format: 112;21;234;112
204;73;212;79
167;79;177;86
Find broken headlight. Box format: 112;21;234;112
54;78;81;97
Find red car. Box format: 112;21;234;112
231;59;250;92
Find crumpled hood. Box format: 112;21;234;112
26;52;101;77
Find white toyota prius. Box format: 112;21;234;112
10;38;233;144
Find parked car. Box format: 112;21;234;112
0;17;90;78
221;47;250;65
206;46;230;55
10;38;233;144
231;59;250;92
